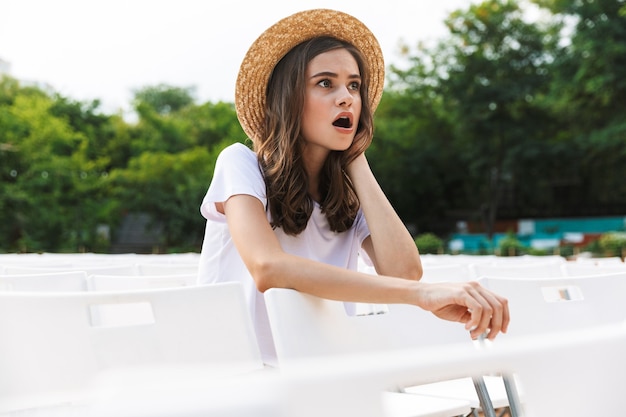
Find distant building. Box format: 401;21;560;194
448;216;626;253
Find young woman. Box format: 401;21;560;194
198;9;509;364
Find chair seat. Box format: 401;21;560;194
404;376;517;409
382;392;471;417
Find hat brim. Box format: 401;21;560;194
235;9;385;142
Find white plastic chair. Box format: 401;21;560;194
0;283;263;415
477;271;626;415
89;367;286;417
506;322;626;417
136;262;199;276
419;254;496;266
491;254;566;265
87;273;197;291
0;271;88;292
574;256;624;266
420;264;473;283
470;261;566;279
264;288;513;417
87;318;626;417
478;271;626;338
3;263;138;276
275;322;626;417
562;261;626;277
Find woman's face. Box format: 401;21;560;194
301;48;362;160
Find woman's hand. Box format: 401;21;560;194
413;281;509;340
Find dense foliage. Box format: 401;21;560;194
1;0;624;253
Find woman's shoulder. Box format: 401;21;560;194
214;142;263;181
218;142;256;162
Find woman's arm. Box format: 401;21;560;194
223;193;509;340
346;153;422;280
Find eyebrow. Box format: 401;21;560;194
309;71;361;80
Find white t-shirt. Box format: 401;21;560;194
198;142;370;364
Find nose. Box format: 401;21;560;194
335;85;353;107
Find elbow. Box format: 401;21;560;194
409;248;423;280
405;261;423;281
414;262;424;281
379;257;422;281
247;258;282;293
393;248;424;281
400;257;423;281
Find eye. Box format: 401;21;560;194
317;79;331;88
349;81;361;91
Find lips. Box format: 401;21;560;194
332;113;353;129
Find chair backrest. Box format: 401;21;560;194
491;255;566;265
419;254;497;266
273;322;626;417
0;283;263;413
470;261;566;279
575;256;624;266
264;288;473;363
0;271;88;292
420;263;473;283
478;272;626;339
87;273;197;291
3;263;138;276
136;262;199;276
562;261;626;277
509;323;626;417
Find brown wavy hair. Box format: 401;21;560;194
253;36;374;235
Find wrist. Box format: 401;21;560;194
346;153;369;177
401;279;425;307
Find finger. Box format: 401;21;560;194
464;285;494;339
498;294;510;333
478;290;506;340
460;289;487;336
486;292;510;339
471;287;510;340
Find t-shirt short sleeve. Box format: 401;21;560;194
354;209;370;247
200;143;266;222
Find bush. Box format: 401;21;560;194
526;247;549;256
597;232;626;257
498;232;525;256
557;245;575;258
414;233;444;254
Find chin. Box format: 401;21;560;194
337;137;356;151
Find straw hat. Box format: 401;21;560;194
235;9;385;142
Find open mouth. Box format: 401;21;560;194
332;116;353;129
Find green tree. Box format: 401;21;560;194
377;0;560;236
179;101;244;150
370;84;460;234
3;91;82;251
108;146;219;250
444;0;560;238
132;83;196;115
108;92;244;250
0;76;121;252
533;0;626;214
534;0;626;130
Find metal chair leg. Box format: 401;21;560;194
472;375;497;417
503;374;523;417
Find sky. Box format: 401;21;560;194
1;0;473;115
